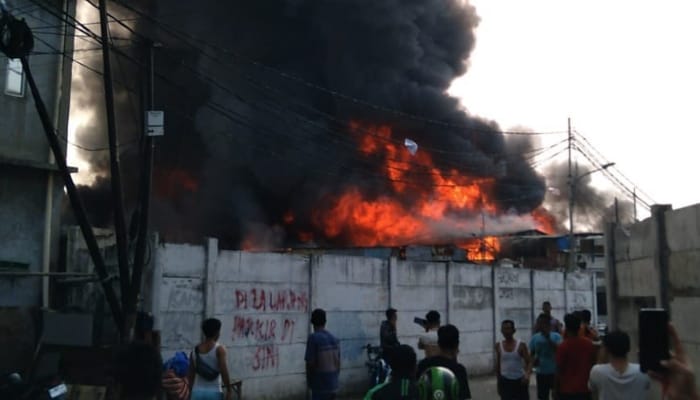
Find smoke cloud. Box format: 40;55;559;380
543;161;634;232
68;0;550;247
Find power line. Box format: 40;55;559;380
29;1;554;195
573;130;656;204
529;146;569;169
33;0;563;181
571;136;654;208
80;0;548;162
573;144;652;210
59;1;521;178
109;0;567;137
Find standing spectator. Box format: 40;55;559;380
306;308;341;400
555;313;596;400
380;308;400;360
364;344;419;400
418;310;441;358
416;324;472;399
541;302;563;333
530;314;562;400
578;310;600;342
112;342;162;400
589;330;649;400
187;318;233;400
496;320;532;400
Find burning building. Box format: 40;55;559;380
68;0;561;259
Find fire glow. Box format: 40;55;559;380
307;122;510;261
263;122;558;262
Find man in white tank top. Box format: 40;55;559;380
187;318;233;400
495;320;532;400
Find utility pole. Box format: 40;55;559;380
568;118;575;271
480;196;486;261
633;187;638;222
128;41;159;338
98;0;131;335
21;57;125;333
2;5;125;337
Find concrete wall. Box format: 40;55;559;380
0;0;74;306
149;239;595;400
663;205;700;380
608;204;700;388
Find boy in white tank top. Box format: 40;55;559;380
495;320;532;400
188;318;233;400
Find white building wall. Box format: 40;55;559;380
152;239;595;400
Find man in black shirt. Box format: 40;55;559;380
364;344;419;400
416;324;472;400
380;308;400;360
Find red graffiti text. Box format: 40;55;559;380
234;288;308;312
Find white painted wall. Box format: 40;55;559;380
151;239;595;400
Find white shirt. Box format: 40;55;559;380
589;363;650;400
418;330;439;357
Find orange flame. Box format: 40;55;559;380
241;238;256;251
312;122;500;252
532;207;557;234
460;236;501;262
154;169;199;198
298;231;314;243
283;211;295;225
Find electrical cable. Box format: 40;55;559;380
27;0;555;195
109;0;568;137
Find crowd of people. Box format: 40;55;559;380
105;302;699;400
359;301;699;400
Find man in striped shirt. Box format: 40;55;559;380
364;345;419;400
306;308;341;400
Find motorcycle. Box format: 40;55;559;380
363;344;391;387
0;372;67;400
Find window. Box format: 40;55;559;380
5;58;25;97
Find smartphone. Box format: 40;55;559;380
414;317;427;327
639;308;670;373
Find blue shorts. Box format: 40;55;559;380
191;388;223;400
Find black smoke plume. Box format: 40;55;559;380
67;0;549;247
543;161;634;232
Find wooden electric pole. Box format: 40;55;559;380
98;0;131;339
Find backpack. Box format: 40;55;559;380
193;346;220;381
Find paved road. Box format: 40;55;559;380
342;374;538;399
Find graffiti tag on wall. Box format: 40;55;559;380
231;287;308;372
234;288;308;312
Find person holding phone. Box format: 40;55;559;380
530;313;562;400
648;324;700;400
418;311;441;358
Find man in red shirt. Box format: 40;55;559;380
555;313;597;400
